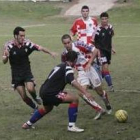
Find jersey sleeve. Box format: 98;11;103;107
109;24;114;36
65;65;75;84
4;40;14;53
25;39;41;51
74;41;95;53
70;20;78;36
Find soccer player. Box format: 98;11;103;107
70;5;98;45
61;34;112;116
2;26;57;112
93;12;116;92
22;51;106;132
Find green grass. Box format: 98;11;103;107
0;0;140;140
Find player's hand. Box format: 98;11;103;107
112;48;116;54
50;52;58;58
3;49;9;58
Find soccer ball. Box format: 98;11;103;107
115;110;128;123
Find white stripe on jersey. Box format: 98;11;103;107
66;70;74;76
9;44;13;48
26;42;30;46
66;66;72;69
29;43;34;49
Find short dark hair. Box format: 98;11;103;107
13;26;25;36
66;51;78;62
61;34;71;42
81;5;89;11
100;12;109;18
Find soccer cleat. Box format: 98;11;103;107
106;109;112;115
35;96;42;105
108;85;115;92
22;123;35;129
67;125;84;133
106;105;112;114
94;109;106;120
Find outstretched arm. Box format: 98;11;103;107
71;80;93;99
71;80;102;111
39;46;58;58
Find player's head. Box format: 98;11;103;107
81;5;89;19
100;12;109;26
61;34;72;51
13;26;25;44
66;51;78;67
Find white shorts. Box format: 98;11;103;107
77;66;101;88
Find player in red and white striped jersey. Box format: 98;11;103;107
70;5;98;45
61;34;112;117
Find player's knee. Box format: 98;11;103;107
73;96;79;104
27;87;35;94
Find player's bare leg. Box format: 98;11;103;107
26;82;42;105
95;86;112;114
16;86;38;109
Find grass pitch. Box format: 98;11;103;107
0;0;140;140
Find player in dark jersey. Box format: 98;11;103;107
22;51;106;132
94;12;116;92
2;26;57;112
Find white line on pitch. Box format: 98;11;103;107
65;88;140;93
23;24;46;28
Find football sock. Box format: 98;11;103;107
102;71;113;86
30;108;46;124
23;97;36;109
68;103;78;125
30;92;37;100
100;91;110;107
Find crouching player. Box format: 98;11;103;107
22;51;106;132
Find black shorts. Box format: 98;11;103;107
12;71;35;89
100;50;111;64
40;88;67;106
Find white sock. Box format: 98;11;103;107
69;122;75;127
27;121;32;126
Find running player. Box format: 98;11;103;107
93;12;116;92
22;51;105;132
2;26;57;112
61;34;112;115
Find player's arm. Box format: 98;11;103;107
71;80;93;100
71;79;103;110
2;46;9;64
84;47;98;71
111;28;116;54
37;45;58;58
70;20;77;41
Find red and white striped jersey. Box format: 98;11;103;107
61;41;95;71
70;17;98;45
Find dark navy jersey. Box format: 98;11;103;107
40;63;75;96
4;39;41;73
95;24;114;52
